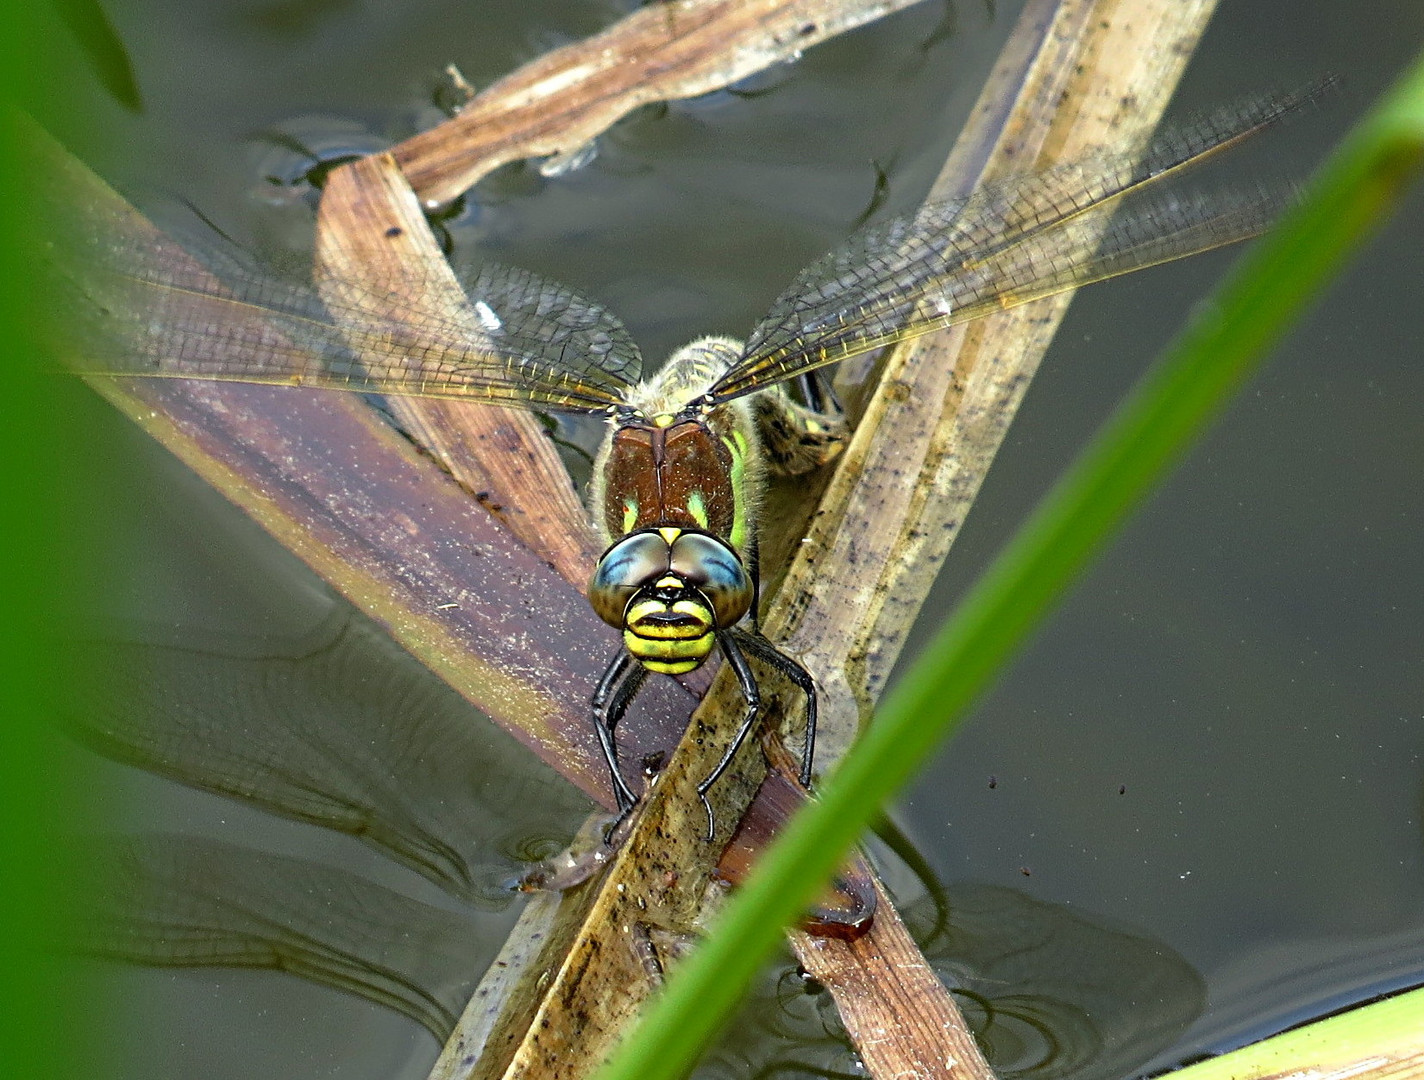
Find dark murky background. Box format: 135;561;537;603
35;0;1424;1077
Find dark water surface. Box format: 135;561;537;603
41;0;1424;1077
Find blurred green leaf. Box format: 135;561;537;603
51;0;142;112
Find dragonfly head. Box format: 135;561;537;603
588;527;753;675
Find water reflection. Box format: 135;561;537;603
72;833;486;1040
66;606;1205;1078
693;883;1204;1080
914;885;1206;1080
66;610;591;907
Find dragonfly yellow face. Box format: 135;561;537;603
54;83;1329;837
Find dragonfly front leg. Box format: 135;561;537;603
695;631;763;841
591;648;646;814
727;627;817;792
696;629;818;840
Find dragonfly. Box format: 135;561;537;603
52;83;1327;836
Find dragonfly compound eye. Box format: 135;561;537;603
588;531;671;628
588;529;755;676
666;531;753;628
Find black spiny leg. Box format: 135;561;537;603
591;648;645;815
794;369;842;418
695;629;818;840
696;630;763;840
728;627;817;792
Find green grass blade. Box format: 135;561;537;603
595;51;1424;1080
1168;985;1424;1080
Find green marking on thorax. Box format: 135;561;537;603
687;490;709;529
621;498;639;534
724;430;750;553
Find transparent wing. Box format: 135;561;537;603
47;219;643;414
709;81;1332;404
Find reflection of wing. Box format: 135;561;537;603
709;83;1331;404
74;834;487;1042
49;226;643;413
63;613;591;905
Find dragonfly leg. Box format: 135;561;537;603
752;384;847;477
727;627;817;791
697;629;818;839
794;369;843;418
591;648;646;814
696;631;764;841
746;536;763;636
